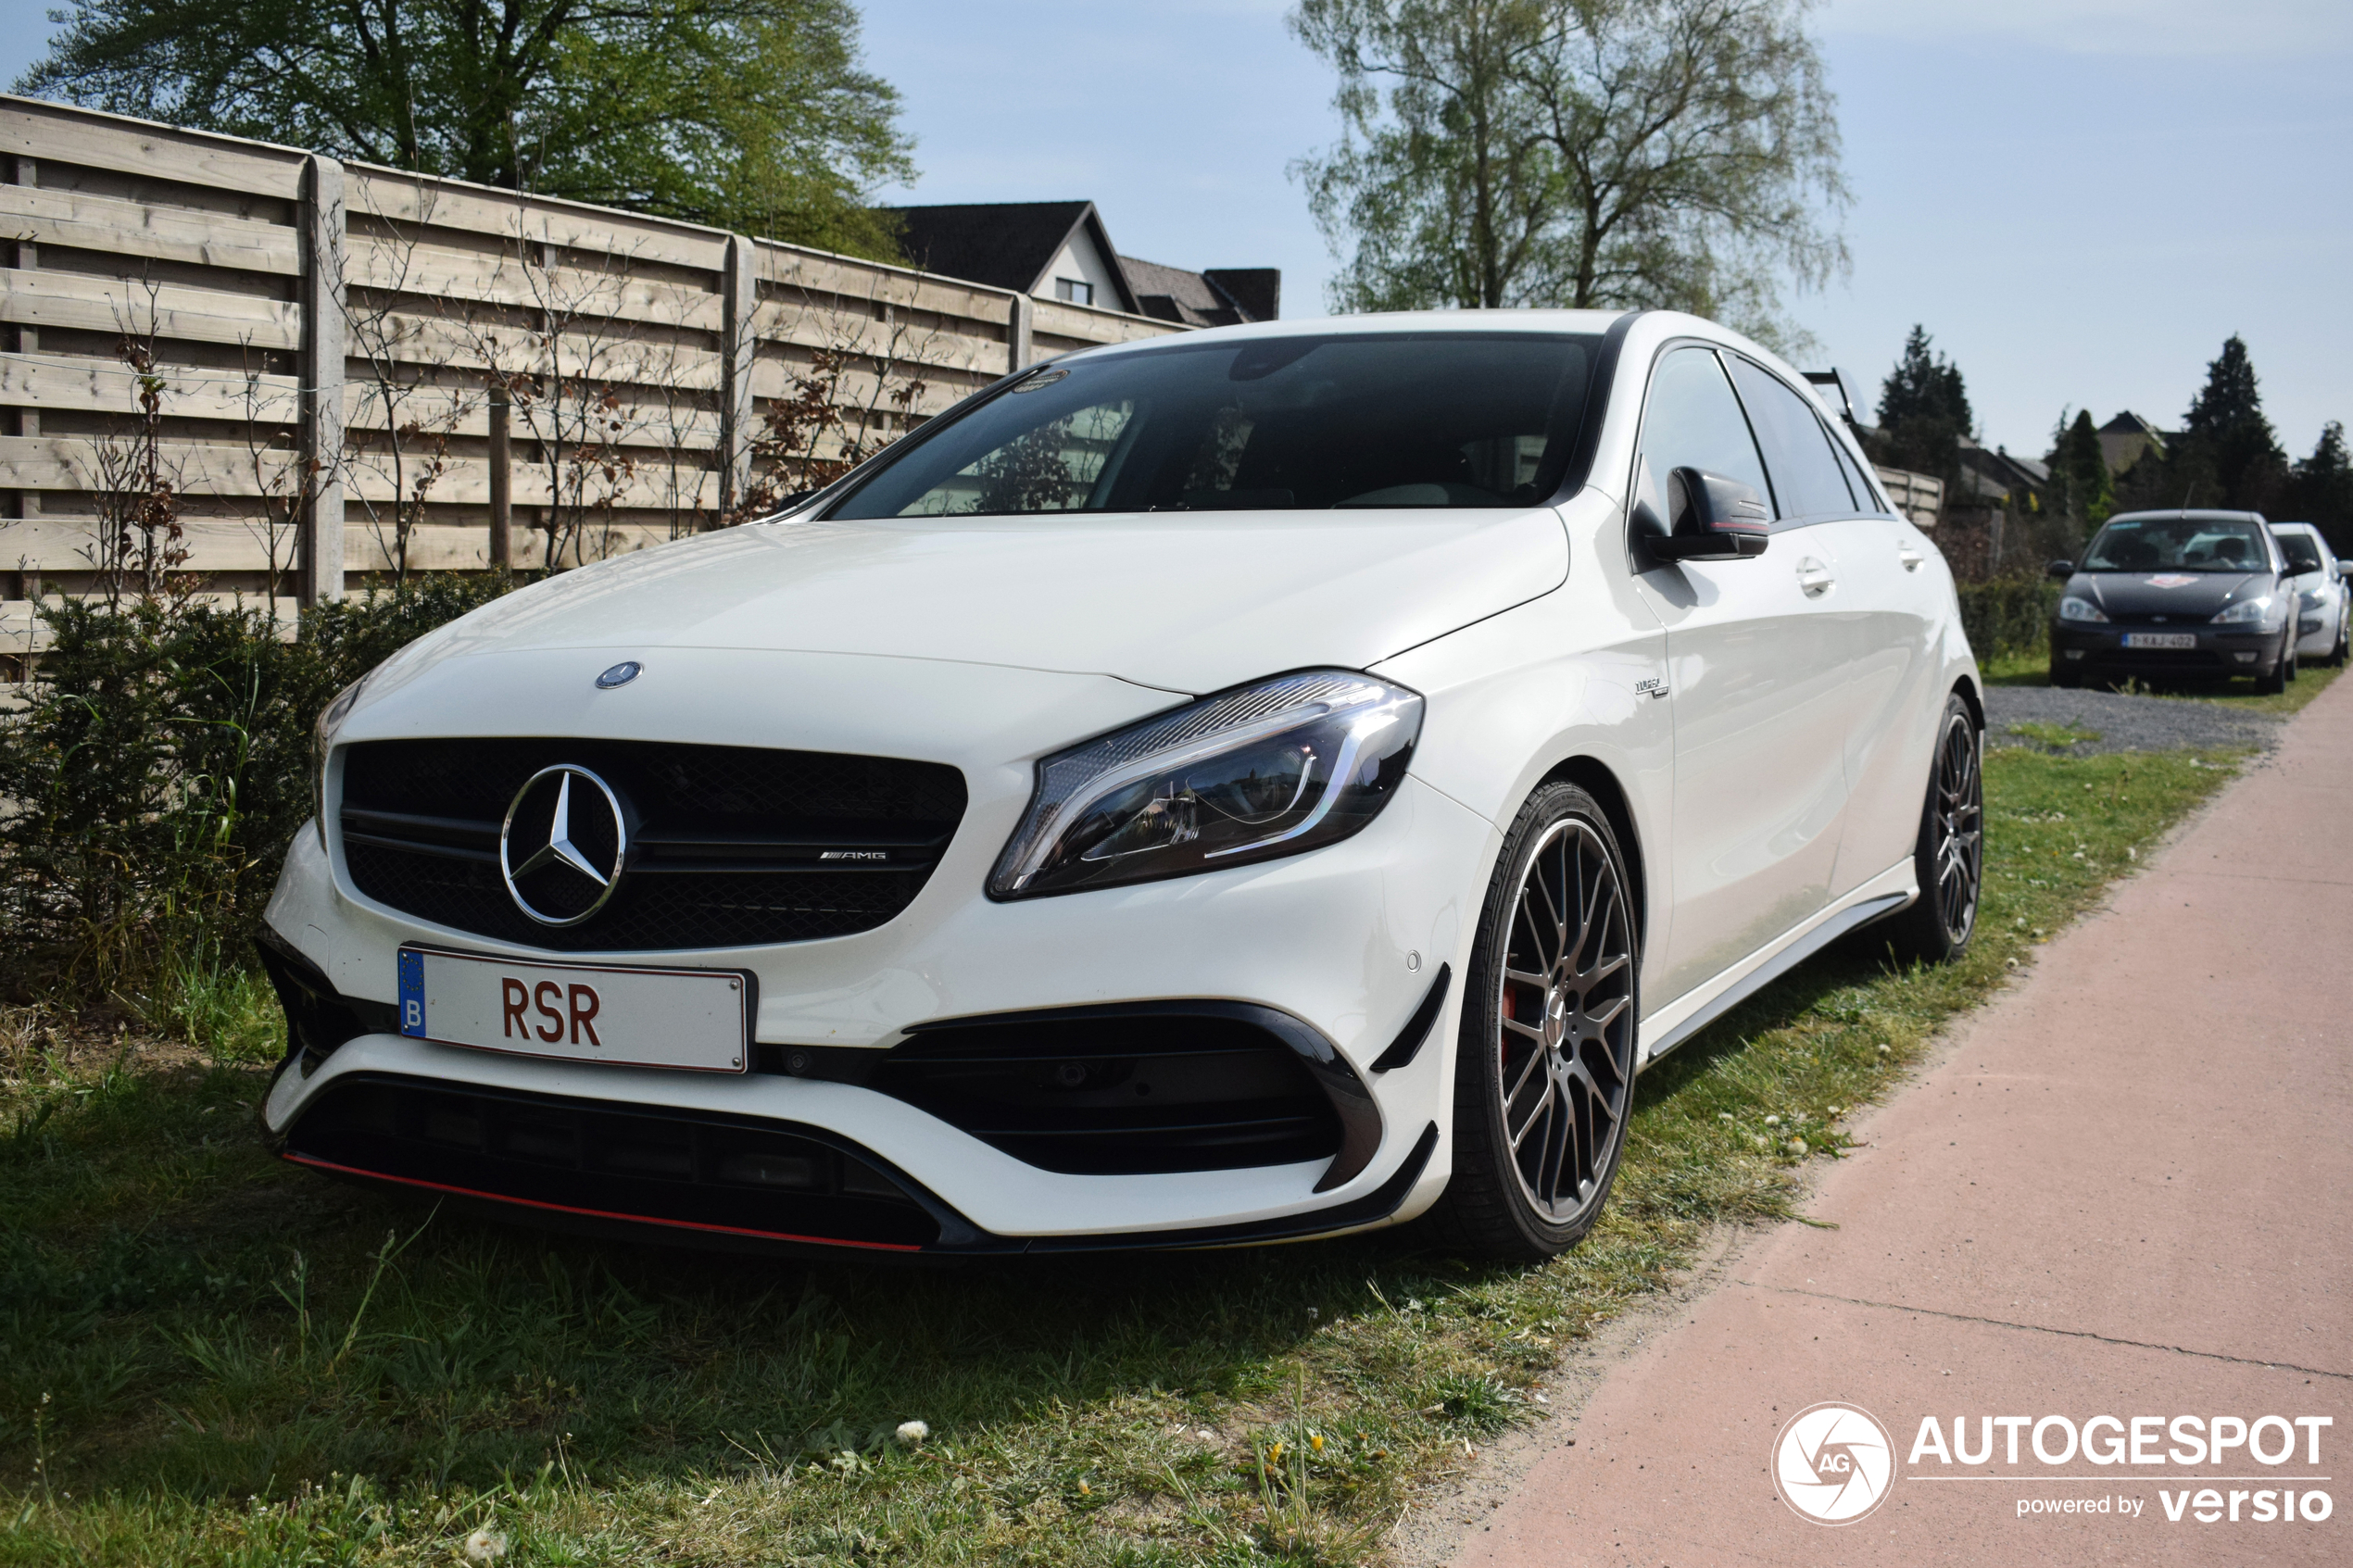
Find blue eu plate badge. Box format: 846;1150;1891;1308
397;948;428;1037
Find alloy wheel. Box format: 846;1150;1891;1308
1930;711;1983;941
1493;818;1636;1222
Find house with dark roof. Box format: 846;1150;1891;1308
2097;411;2169;476
880;200;1277;326
1957;441;2051;508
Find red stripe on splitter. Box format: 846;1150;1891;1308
281;1152;926;1252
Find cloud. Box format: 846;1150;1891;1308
1820;0;2353;58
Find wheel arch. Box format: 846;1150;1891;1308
1951;671;1985;734
1535;755;1648;960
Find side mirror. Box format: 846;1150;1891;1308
2046;559;2075;580
1647;467;1769;562
2336;560;2353;581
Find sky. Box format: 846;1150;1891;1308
3;0;2347;462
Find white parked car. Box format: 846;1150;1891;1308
2271;521;2350;667
260;310;1982;1261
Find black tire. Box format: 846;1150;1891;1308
2048;661;2082;689
1882;694;1984;966
1425;782;1639;1261
2257;634;2289;695
2332;619;2348;668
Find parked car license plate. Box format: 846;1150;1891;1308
396;947;750;1072
2121;633;2198;649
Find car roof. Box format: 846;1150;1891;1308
2103;508;2268;526
1062;307;1634;361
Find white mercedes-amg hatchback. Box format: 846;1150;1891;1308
260;309;1982;1261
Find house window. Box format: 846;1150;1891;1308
1053;278;1094;306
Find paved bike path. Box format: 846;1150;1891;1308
1451;682;2353;1566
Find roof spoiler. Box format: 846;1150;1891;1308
1802;368;1861;426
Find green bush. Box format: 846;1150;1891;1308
0;577;510;1008
1957;576;2060;662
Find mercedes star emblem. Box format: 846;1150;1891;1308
596;660;643;689
500;764;629;926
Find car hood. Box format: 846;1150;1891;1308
371;508;1569;696
2071;570;2274;619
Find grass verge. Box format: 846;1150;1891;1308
0;745;2245;1566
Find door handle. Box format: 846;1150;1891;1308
1796;556;1835;596
1898;545;1926;572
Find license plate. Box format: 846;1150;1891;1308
2122;633;2198;649
396;947;750;1072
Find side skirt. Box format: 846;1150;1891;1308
1638;885;1910;1069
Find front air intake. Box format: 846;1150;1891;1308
283;1074;943;1249
874;1000;1381;1185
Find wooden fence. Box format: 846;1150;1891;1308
1875;466;1945;531
0;95;1183;654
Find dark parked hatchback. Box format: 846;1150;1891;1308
2048;509;2299;691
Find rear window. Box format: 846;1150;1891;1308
827;332;1601;518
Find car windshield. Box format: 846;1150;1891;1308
826;332;1600;519
2081;517;2272;573
2275;532;2326;572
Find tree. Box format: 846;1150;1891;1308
18;0;915;258
2285;420;2353;551
1290;0;1848;345
2045;407;2111;528
2174;334;2287;511
1873;324;1970;487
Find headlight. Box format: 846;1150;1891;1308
2057;596;2108;622
988;670;1424;899
2300;588;2325;609
2210;596;2276;626
312;675;371;848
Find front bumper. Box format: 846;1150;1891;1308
259;771;1494;1248
2051;623;2283;679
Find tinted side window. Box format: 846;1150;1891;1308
1727;358;1856;524
1826;429;1890;517
2278;532;2325;572
1634;347;1772;527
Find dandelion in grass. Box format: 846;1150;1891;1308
461;1528;508;1563
895;1420;929;1446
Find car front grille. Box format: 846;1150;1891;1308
338;738;965;951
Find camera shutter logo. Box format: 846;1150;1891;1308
500;765;629;926
1772;1402;1896;1524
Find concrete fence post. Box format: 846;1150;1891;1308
719;234;756;521
1007;293;1033;374
10;156;36;605
296;153;346;606
487;387;511;568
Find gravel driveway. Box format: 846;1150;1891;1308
1984;683;2284;754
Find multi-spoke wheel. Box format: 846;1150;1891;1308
1884;693;1983;964
1428;782;1638;1259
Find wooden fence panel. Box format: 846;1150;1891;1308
0;92;1186;634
